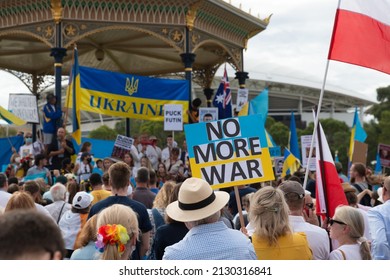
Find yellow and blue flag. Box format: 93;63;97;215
281;147;301;178
67;47;81;145
248;87;268;125
0;105;26;126
288;111;301;161
348;107;367;162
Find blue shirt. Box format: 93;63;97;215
163;221;257;260
368;200;390;260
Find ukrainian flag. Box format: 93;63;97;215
67;47;81;145
348;107;367;162
0;105;26;126
281;147;301;178
288;111;301;161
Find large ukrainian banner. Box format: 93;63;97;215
184;114;274;189
67;66;189;122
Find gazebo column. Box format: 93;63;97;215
235;71;249;89
180;51;196;122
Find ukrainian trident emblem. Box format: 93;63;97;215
125;77;139;95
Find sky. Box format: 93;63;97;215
1;0;389;110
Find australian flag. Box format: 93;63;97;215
213;66;232;120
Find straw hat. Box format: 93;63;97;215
165;177;229;222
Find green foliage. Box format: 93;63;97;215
366;85;390;120
88;125;117;140
267;122;289;148
0;126;17;137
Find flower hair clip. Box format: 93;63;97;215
95;224;130;255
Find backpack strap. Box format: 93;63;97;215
57;202;66;224
338;249;346;260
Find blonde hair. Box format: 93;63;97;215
75;214;98;249
97;204;139;260
249;186;291;246
152;181;175;208
5;191;36;212
333;206;372;260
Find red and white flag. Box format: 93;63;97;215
315;122;348;218
328;0;390;75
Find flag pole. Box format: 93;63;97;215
303;0;341;189
64;45;76;128
302;59;331;189
315;108;331;220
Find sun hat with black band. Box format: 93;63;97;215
165;177;229;222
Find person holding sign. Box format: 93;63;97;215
163;177;256;260
42;93;63;147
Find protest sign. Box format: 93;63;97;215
378;143;390;167
8;94;39;123
274;156;284;176
164;104;183;131
301;135;316;171
199;107;218;123
184;115;274;189
111;135;134;160
236;88;248;112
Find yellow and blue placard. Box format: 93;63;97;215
184;114;274;189
66;66;189;122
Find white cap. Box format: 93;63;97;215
72;191;93;209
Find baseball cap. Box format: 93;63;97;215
279;180;305;200
72;191;93;209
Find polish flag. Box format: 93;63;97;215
328;0;390;75
315;122;348;218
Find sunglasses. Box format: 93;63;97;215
305;203;314;209
329;219;346;226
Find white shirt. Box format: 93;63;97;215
0;189;11;208
19;144;33;158
329;244;362;260
35;203;55;221
289;215;330;260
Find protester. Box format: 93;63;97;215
44;183;71;224
335;162;349;183
89;173;111;205
4;191;36;212
163;177;256;260
73;152;93;183
161;134;178;163
328;205;371;260
250;186;312;260
88;162;152;260
164;147;183;180
349;162;372;206
0;172;11;209
368;176;390;260
47;127;75;170
42;93;62;147
279;181;330;260
18;131;34;158
156;162;171;188
95;204;139;260
25;153;52;185
132;167;156;209
23;180;53;219
70;214;100;260
59;191;93;259
149;182;188;260
0;210;65;259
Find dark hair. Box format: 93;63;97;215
8;177;18;185
149;169;157;186
192;98;202;107
7;183;20;194
136;167;149;184
55;175;68;185
23;180;40;196
171;147;180;156
345;191;358;206
0;173;7;188
67;182;80;204
0;210;65;259
102;172;109;185
89;173;102;187
61;158;71;168
335;162;343;173
80;142;92;153
81;152;90;161
34;154;46;166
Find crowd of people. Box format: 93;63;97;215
0;125;389;260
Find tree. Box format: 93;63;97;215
88;125;117;140
366;85;390;121
0;126;17;138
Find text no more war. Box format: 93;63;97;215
193;118;264;185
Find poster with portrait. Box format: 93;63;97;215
111;135;134;160
301;135;316;171
378;143;390;167
199;107;218;122
274;156;284;176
